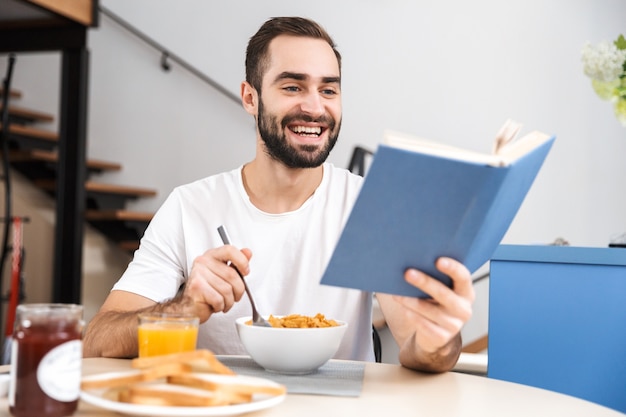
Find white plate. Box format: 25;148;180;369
80;372;286;417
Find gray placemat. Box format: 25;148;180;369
217;356;365;397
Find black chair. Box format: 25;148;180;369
372;325;382;363
347;146;374;177
347;146;381;362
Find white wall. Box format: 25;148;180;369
1;0;625;355
90;0;626;246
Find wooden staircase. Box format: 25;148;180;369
0;87;155;252
2;0;99;303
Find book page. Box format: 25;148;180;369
497;131;553;163
492;119;523;154
383;125;552;167
383;130;507;166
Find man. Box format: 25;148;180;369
83;16;474;373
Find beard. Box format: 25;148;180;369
257;98;340;168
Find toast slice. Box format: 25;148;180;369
167;373;286;397
81;362;192;390
82;350;278;408
131;349;235;375
119;383;247;407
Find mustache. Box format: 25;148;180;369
281;113;336;129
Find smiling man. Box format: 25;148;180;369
252;43;341;169
83;17;475;373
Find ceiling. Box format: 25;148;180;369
1;0;66;26
0;0;95;28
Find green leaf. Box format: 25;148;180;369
615;34;626;50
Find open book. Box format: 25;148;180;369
320;120;556;298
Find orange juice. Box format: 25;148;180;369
137;314;199;357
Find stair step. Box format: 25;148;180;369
34;179;158;198
85;210;152;245
0;88;23;99
118;240;140;252
9;149;122;173
35;178;157;211
2;88;153;256
0;104;54;124
0;123;58;141
85;182;157;197
0;123;59;149
85;209;153;222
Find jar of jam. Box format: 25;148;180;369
8;304;83;417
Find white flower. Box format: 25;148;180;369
581;41;626;82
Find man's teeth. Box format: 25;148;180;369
291;126;321;135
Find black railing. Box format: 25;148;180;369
99;5;241;106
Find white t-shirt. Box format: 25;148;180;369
113;163;375;362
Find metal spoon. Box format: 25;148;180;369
217;225;272;327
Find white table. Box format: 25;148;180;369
2;357;623;417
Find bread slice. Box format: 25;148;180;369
131;349;234;375
81;362;192;390
120;383;249;407
167;373;286;397
82;350;278;408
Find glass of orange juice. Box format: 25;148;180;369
137;312;199;357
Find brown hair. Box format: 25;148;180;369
245;16;341;92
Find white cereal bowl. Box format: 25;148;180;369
235;316;348;375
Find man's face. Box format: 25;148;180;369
255;35;342;168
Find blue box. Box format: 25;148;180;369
488;244;626;413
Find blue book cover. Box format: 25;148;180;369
320;126;556;298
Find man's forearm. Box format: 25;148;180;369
82;310;142;358
82;294;199;358
399;332;462;373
